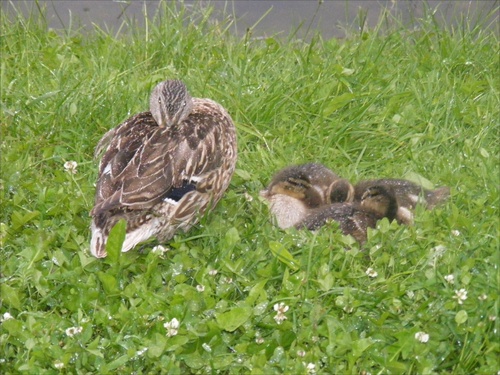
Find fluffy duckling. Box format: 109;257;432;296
298;185;398;244
351;179;450;224
90;79;237;258
259;163;342;229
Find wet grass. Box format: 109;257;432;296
1;1;499;373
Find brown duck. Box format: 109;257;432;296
90;79;237;258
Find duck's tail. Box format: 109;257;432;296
426;187;451;209
90;220;108;258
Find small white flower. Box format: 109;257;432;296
415;331;430;343
255;337;264;344
202;343;212;353
489;315;496;321
244;192;253;202
223;277;233;284
208;269;218;276
478;294;487;301
432;244;446;254
136;347;148;356
1;312;13;322
444;274;455;284
273;302;289;324
451;230;461;236
306;362;316;374
54;360;64;369
65;326;83;337
151;245;168;255
297;349;306;357
366;267;378;278
164;318;180;337
63;161;78;174
196;284;205;292
453;288;468;304
52;256;60;266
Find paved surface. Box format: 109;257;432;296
3;1;498;39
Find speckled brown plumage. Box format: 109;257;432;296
90;80;237;258
298;185;399;244
259;163;342;229
333;178;450;224
261;163;450;242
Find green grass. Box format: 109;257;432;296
1;1;499;373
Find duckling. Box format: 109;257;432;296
89;79;237;258
298;185;399;244
350;179;450;224
259;163;342;229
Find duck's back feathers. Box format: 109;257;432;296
297;184;398;244
297;202;379;244
90;98;237;257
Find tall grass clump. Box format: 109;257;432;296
1;1;498;373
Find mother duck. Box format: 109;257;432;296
90;79;237;258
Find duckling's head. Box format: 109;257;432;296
327;178;355;204
150;80;194;127
260;163;339;229
360;185;398;221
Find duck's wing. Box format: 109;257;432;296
91;99;236;217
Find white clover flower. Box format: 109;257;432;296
1;312;13;322
451;230;461;236
453;288;468;304
208;269;218;276
306;362;316;374
54;360;64;369
63;161;78;174
297;349;306;357
151;245;168;255
65;326;83;337
415;331;430;343
444;274;455;284
273;302;289;324
365;267;378;278
164;318;180;337
478;294;487;301
196;284;205;292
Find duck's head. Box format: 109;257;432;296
150;80;194;127
360;185;399;221
260;163;339;228
327;178;355;204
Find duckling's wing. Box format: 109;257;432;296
297;204;354;231
91;99;236;217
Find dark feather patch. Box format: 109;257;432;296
166;182;197;202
